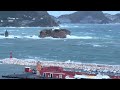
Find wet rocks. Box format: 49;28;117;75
39;28;71;38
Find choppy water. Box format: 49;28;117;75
0;24;120;65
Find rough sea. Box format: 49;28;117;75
0;24;120;77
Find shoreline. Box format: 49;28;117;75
1;58;120;74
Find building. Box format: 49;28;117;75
39;66;66;79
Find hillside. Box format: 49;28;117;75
57;11;111;24
0;11;58;27
105;13;120;23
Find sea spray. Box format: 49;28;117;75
1;58;120;73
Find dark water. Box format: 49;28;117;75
0;24;120;65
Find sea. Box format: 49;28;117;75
0;23;120;78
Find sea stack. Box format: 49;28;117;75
5;30;9;37
39;28;71;38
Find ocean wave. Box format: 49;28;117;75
89;43;107;47
92;44;107;47
66;35;94;39
0;34;96;40
0;58;120;68
92;44;102;47
41;35;96;40
72;42;108;47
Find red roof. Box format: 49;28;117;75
40;66;63;73
39;66;96;76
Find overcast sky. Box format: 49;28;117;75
48;11;120;17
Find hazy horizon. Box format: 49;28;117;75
48;11;120;17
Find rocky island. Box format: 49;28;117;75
39;28;71;38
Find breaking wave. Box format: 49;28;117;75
66;35;94;39
91;43;107;47
0;58;120;68
0;35;96;40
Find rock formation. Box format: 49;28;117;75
39;29;71;38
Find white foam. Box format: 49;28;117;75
22;33;26;35
38;35;94;40
65;60;71;63
74;26;79;27
0;33;97;40
1;58;120;73
66;35;93;39
108;30;112;32
42;37;57;39
52;27;61;30
93;44;102;47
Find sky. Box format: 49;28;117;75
48;11;120;17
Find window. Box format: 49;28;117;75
43;73;46;77
59;74;62;79
50;73;53;78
